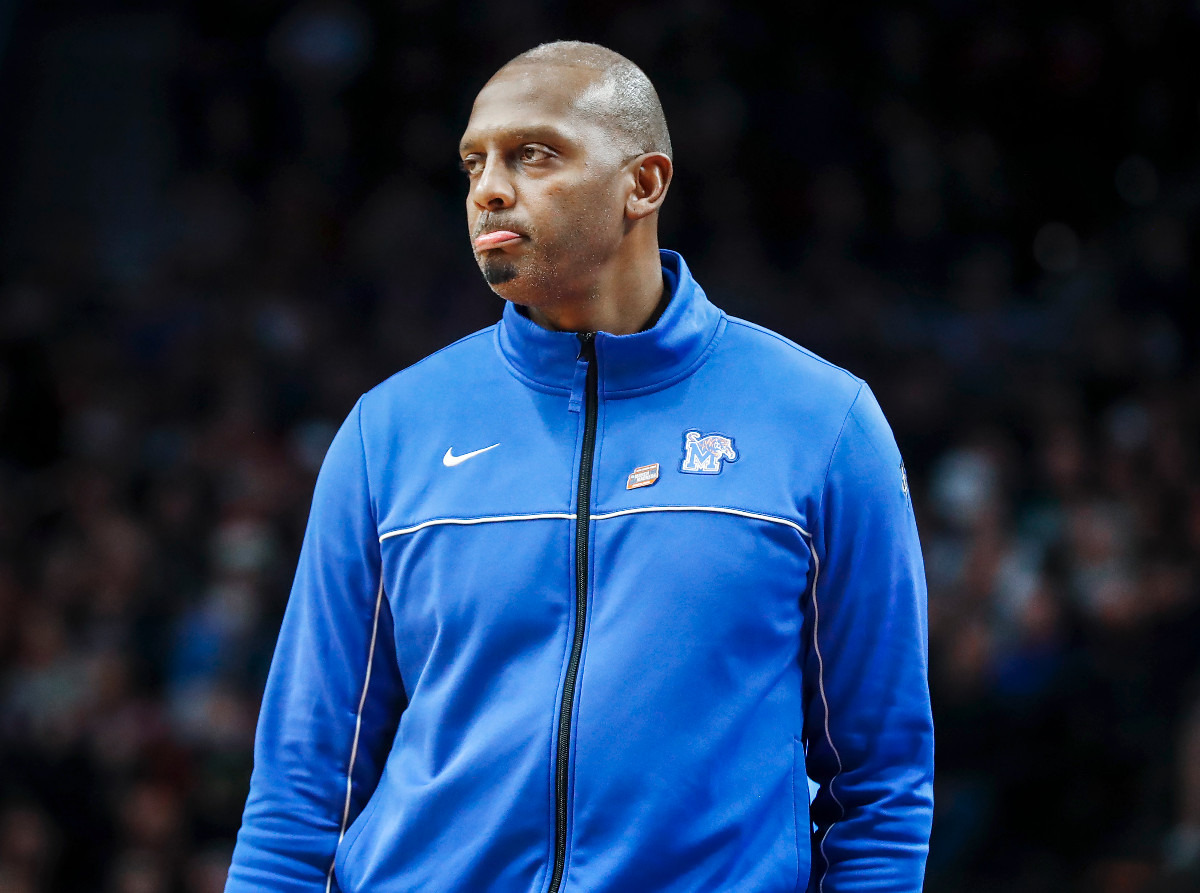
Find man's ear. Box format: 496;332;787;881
626;153;673;220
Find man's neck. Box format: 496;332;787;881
525;247;666;336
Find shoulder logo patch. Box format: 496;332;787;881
680;430;738;475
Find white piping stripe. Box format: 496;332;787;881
379;513;574;541
326;577;386;891
379;506;810;541
591;504;811;537
802;532;844;893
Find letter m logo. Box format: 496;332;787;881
680;430;738;475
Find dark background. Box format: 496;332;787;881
1;2;1198;891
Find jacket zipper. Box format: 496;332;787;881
549;332;597;893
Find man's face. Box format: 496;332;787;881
459;64;633;309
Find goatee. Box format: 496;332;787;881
481;259;518;286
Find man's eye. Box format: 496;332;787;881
520;145;549;163
460;156;482;176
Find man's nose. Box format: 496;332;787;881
473;156;515;210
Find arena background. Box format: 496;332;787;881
0;2;1197;891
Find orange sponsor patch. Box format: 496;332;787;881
626;463;660;490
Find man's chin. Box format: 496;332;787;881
480;258;519;287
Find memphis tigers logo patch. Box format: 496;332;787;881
680;430;738;475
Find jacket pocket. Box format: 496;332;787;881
334;790;382;891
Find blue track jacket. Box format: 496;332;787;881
226;251;934;893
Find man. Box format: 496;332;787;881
226;41;933;893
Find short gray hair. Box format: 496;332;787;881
505;41;673;159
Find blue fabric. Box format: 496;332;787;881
226;250;934;893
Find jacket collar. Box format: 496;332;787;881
496;250;724;397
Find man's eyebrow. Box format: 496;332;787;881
459;125;571;154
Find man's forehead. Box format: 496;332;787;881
462;63;604;141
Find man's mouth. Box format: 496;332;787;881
473;230;524;250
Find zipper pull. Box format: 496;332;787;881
576;331;596;360
569;333;596;412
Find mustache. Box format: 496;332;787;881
472;213;529;239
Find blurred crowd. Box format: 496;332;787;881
0;2;1197;892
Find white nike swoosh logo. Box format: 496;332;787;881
442;443;501;467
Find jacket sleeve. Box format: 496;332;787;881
802;384;934;893
227;397;407;892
